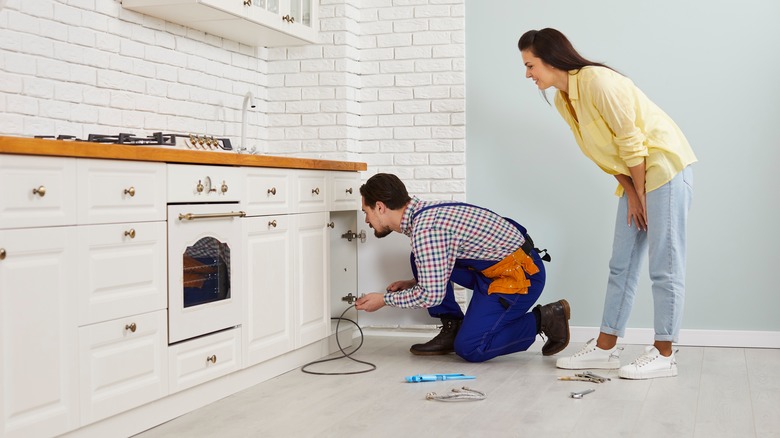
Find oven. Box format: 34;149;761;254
167;164;245;344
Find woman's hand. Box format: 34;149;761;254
386;278;416;292
626;190;647;231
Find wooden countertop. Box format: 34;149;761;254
0;136;367;172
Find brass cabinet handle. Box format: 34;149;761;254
221;181;228;193
125;323;137;333
179;211;246;221
327;222;335;228
207;355;217;364
32;186;46;197
268;220;277;228
346;187;353;194
124;187;136;197
243;0;251;5
0;248;6;260
311;187;320;195
267;187;277;195
282;14;294;23
124;229;136;239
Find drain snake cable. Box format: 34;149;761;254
301;304;377;375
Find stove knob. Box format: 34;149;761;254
221;180;228;193
189;134;197;149
197;180;204;193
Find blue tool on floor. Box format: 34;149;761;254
405;373;476;383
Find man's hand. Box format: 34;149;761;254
355;292;386;312
386;278;416;292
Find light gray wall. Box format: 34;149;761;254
466;0;780;332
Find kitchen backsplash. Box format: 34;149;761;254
0;0;465;198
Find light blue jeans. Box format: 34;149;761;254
600;166;693;343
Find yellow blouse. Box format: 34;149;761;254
554;66;697;195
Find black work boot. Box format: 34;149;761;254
410;318;462;356
535;299;571;356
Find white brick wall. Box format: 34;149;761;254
0;0;465;199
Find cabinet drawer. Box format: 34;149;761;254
330;172;361;211
168;164;243;203
77;221;167;325
78;310;168;425
77;159;166;224
295;171;329;213
244;167;292;216
0;154;77;229
168;327;242;393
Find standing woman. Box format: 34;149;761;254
518;28;696;379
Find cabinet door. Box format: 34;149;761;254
0;155;76;229
77;159;166;225
330;171;361;212
79;310;168;425
295;212;330;347
0;227;79;438
243;215;295;367
77;222;167;325
295;171;328;213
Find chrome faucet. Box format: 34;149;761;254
240;91;257;154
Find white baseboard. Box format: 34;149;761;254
362;325;780;349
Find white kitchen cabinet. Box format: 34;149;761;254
77;159;166;225
0;226;79;438
330;171;362;211
76;221;167;325
295;170;329;213
295;211;331;346
78;310;168;425
243;214;295;366
121;0;319;47
0;155;76;230
243;167;293;216
168;327;242;393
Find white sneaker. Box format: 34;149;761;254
556;338;622;370
618;346;678;380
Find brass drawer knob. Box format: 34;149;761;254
311;187;320;195
124;187;136;197
268;220;277;228
346;187;353;194
0;248;6;260
207;355;217;364
32;186;46;197
125;322;137;333
124;229;136;239
267;187;277;195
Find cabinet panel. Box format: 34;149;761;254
77;159;167;225
167;164;243;203
295;171;328;214
0;154;76;230
330;172;361;212
243;215;295;366
295;212;330;347
78;310;168;425
168;328;242;393
0;227;79;438
77;222;167;325
244;167;293;216
121;0;319;47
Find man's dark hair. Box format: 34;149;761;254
359;173;411;210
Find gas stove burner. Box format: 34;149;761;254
87;132;176;146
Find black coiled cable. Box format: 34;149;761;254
300;304;376;375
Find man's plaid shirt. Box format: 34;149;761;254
383;197;527;309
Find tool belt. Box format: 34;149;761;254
480;234;546;295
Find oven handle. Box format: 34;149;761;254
178;211;247;221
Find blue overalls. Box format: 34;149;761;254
409;203;546;363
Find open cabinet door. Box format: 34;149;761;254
330;211;433;329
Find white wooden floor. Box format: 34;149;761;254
134;335;780;438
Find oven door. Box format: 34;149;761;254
168;203;244;344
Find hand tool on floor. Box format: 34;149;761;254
405;373;476;383
570;388;595;399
